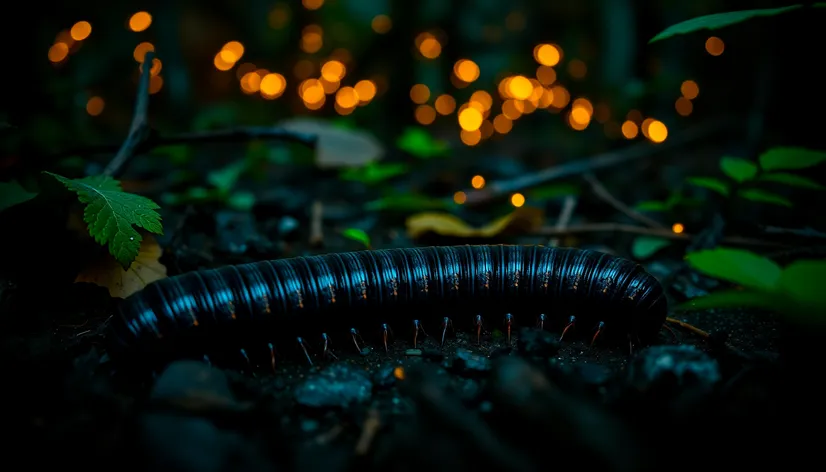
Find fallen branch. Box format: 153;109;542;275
583;172;664;228
548;195;578;246
103;51;155;177
463;117;737;205
535;223;787;247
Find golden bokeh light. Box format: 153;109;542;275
335;86;359;108
493;114;512;134
507;76;533;100
48;43;69;63
410;84;430;104
435;94;456;115
454;191;467;205
460;129;482;146
647;120;668;143
86;96;104;116
621;120;639;139
536;65;556;85
415;105;436;125
354;80;377;103
241;72;262;94
221;41;244;63
458;107;484;131
416;33;441;59
471;175;485;189
149;75;163;94
260;73;286;99
133;42;155;63
139;57;163;76
454;59;480;83
705;37;724;56
321;60;346;82
672;223;685;234
510;193;526;208
371;15;392;34
70;21;92;41
302;0;324;10
469;90;492;111
533;44;561;66
680;80;699;100
301;25;323;53
300;78;326;103
675;97;693;116
129;12;152;32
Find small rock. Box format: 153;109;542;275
573;363;613;386
294;363;373;409
451;349;491;377
151;360;235;403
625;344;721;395
516;327;560;358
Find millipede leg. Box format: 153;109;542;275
381;324;392;353
536;313;546;330
297;337;313;366
504;313;513;344
322;333;338;360
665;317;709;339
240;348;255;376
203;355;211;367
590;321;605;347
662;323;679;341
350;328;364;352
413;320;426;348
475;314;483;345
560;315;576;341
440;317;453;347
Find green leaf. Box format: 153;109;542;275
649;5;804;43
0;180;38;213
396;127;450;159
339;162;410;184
758;147;826;171
674;289;786;313
634;200;669;212
719;157;757;183
365;194;449;212
737;188;793;207
528;182;580;200
631;236;672;260
207;160;247;194
227;191;255;211
151;145;191;165
758;172;825;190
685;247;781;292
686;176;730;196
778;259;826;312
44;172;163;270
341;228;371;249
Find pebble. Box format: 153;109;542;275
294;363;373;409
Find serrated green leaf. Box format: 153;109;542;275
44;172;163;270
719;157;757;183
341;228;371;249
758;147;826;171
365;194;448;212
758;172;825;190
686;176;730;196
634;200;670;212
778;259;826;312
685;247;781;291
339;162;410;184
396;127;449;159
674;289;786;313
0;180;38;213
737;188;793;207
649;5;804;43
631;236;672;260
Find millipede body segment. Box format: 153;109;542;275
107;245;668;363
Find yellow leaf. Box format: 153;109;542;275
278;117;384;169
406;206;544;240
75;233;168;298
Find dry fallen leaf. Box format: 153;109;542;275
278;117;384;168
406;206;544;240
75;233;168;299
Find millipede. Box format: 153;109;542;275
106;245;669;371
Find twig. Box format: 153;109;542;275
354;407;381;455
463;117;737;205
535;223;787;247
103;51;155;178
760;226;826;240
549;195;578;246
309;200;324;247
583;172;664;228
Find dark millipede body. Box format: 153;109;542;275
107;245;668;365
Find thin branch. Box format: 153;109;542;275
535;223;787;247
583;172;664;228
549;195;578;246
103;51;155;178
463;117;737;205
760;226;826;240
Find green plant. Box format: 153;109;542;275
686;147;825;207
341;228;372;249
677;247;826;325
44;172;164;269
